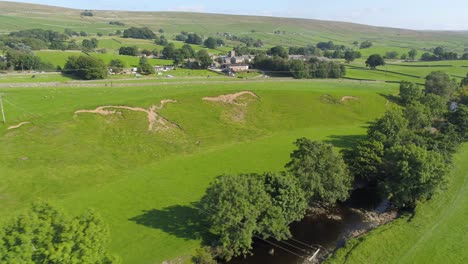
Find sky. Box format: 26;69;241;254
6;0;468;30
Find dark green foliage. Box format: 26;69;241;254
49;41;68;50
289;45;318;56
285;138;352;205
162;43;176;59
5;50;53;71
123;27;156;39
80;10;94;16
119;46;138;56
181;44;195;58
360;40;373;49
365;54;385;69
82;38;99;50
192;247;217;264
268;46;289;59
424;71;456;99
199;172;306;260
419;93;448;119
385;51;399;59
345;140;385;182
109;21;125;26
195;50;212;69
289;59;308;79
404;102;432;130
80;31;88;37
461;74;468;87
408;49;418;60
0;201;118;263
64;55;107;80
7;29;68;50
381;144;449;207
317;41;335;50
138;57;155;75
185;33;203;45
344;50;357;63
448;104;468;140
108;59;125;73
204;37;218;49
154;35;168;46
9;28;68;43
399;81;423;105
368;109;409;146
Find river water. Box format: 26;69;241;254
227;189;382;264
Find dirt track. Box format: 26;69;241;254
7;122;31;130
75;100;178;131
202;91;257;105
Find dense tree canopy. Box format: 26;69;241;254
381;144;449;207
365;54;385;69
424;71;457;99
204;37;218;49
399;81;423;105
118;46;138;56
0;202;118;263
199;173;306;260
285;138;352;205
64;55;107;80
138;57;155;75
123;27;156;39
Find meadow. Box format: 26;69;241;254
0;80;395;263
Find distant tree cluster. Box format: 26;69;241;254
3;50;54;71
109;21;125;26
80;10;94;16
288;45;319;56
220;34;263;48
366;54;385;69
420;46;465;61
123;27;156;39
63;55;107;80
289;58;346;79
360;40;373;49
119;46;138;56
345;71;466;207
0;201;118;263
4;28;69;50
82;38;99;51
161;42;210;68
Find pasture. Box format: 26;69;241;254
0;79;395;263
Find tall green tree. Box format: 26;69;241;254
381;144;449;206
365;54;385;69
63;55;107;80
448;104;468;140
108;59;125;73
196;49;212;69
285;139;352;205
289;59;308;79
138;57;155;75
344;140;385;183
204;37;218;49
268;46;289;59
408;49;418;60
404;102;432;130
399;81;422;105
0;202;118;263
424;71;456;99
368;109;409;146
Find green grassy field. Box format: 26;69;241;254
327;143;468;264
0;80;395;263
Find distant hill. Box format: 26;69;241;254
1;1;468;52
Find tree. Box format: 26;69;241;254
448;104;468;139
360;40;373;49
461;74;468;87
118;46;138;56
122;27;156;39
381;144;449;206
0;201;118;263
268;46;289;59
108;59;125;73
385;51;399;59
199;174;276;260
196;49;212;69
63;55;107;80
344;140;385;182
138;57;155;75
162;43;176;59
408;49;418;60
289;59;308;79
285;139;352;205
365;54;385;69
404;102;432;130
181;44;195;58
199;172;306;260
433;46;445;57
399;81;422;105
424;71;456;99
368;109;409;146
82;38;98;50
419;93;448;119
204;37;218;49
158;28;164;34
185;33;203;45
344;50;356;63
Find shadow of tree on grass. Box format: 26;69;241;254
129;204;214;243
379;93;402;106
325;134;367;149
